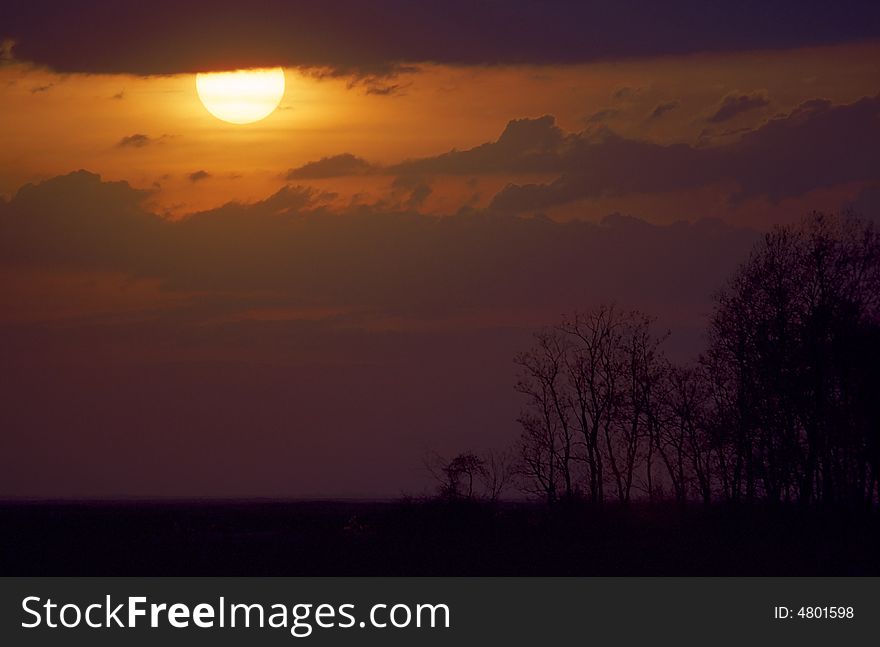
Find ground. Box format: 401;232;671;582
1;500;877;576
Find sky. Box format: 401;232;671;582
1;1;879;497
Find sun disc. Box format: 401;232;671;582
196;67;285;125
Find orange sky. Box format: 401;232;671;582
3;41;879;220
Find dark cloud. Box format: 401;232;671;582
286;154;374;180
30;83;52;93
116;133;155;149
0;170;756;314
612;87;639;101
305;63;419;82
406;184;432;207
0;170;764;497
392;175;433;208
188;170;211;182
649;101;679;119
2;1;879;75
388;115;568;176
489;94;880;210
288;116;570;180
708;91;770;123
282;95;880;204
390;175;427;191
725;96;880;202
0;170;159;270
365;83;403;96
489;133;711;212
359;77;414;96
332;69;416;95
586;108;620;123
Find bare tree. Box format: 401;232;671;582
515;329;575;503
654;365;714;504
617;312;668;503
507;212;879;510
558;306;622;504
425;451;486;500
515;305;670;505
480;448;517;503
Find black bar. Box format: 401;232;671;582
1;577;876;646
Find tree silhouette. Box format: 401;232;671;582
507;211;879;509
425;449;515;502
515;306;669;504
704;212;880;506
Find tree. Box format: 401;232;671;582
515;305;670;505
425;449;515;502
558;306;621;505
427;451;486;500
506;212;879;510
655;365;714;505
705;212;880;507
480;448;517;503
515;329;575;503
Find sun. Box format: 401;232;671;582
196;67;286;125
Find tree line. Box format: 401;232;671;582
433;212;880;508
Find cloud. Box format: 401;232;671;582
279;95;880;206
365;83;404;96
489;133;712;212
305;63;418;82
329;68;417;95
355;74;414;96
286;115;571;180
406;184;432;207
488;94;880;210
725;95;880;202
649;101;679;119
2;1;878;75
5;97;877;288
388;115;568;176
116;133;155;148
0;170;766;497
0;169;757;315
391;175;433;208
390;175;426;191
188;170;211;182
586;108;620;124
707;91;769;123
285;154;374;179
612;87;639;101
0;170;160;271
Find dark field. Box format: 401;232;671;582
1;501;877;576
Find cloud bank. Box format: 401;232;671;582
2;1;879;75
0;169;765;497
282;95;880;211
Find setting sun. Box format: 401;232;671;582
195;67;285;124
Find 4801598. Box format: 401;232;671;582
797;607;853;619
